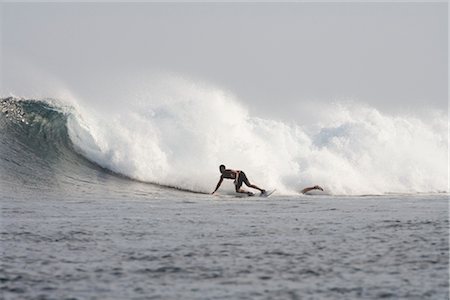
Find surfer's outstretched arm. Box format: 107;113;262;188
212;177;224;194
301;185;324;194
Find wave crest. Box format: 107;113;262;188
64;77;448;195
2;77;447;195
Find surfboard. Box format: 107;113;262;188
260;189;276;197
235;189;276;198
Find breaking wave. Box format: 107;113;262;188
1;77;447;195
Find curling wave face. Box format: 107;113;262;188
1;78;448;195
0;97;114;195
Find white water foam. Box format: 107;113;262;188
65;75;448;195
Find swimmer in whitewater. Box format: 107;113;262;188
300;185;324;194
212;165;266;196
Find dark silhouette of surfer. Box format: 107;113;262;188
212;165;265;196
300;185;324;194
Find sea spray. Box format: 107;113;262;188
61;76;448;195
304;104;448;194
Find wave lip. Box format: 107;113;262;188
0;97;116;194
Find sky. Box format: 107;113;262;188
1;2;448;122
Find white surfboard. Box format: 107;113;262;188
260;189;276;197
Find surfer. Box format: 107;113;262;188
212;165;266;196
300;185;324;194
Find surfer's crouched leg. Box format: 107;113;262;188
235;183;246;193
240;172;265;193
235;172;244;192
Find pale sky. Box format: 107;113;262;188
1;2;447;121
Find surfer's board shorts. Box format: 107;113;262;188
235;171;250;190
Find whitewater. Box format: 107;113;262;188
1;75;448;299
3;75;447;196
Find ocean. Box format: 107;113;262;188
1;93;448;299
